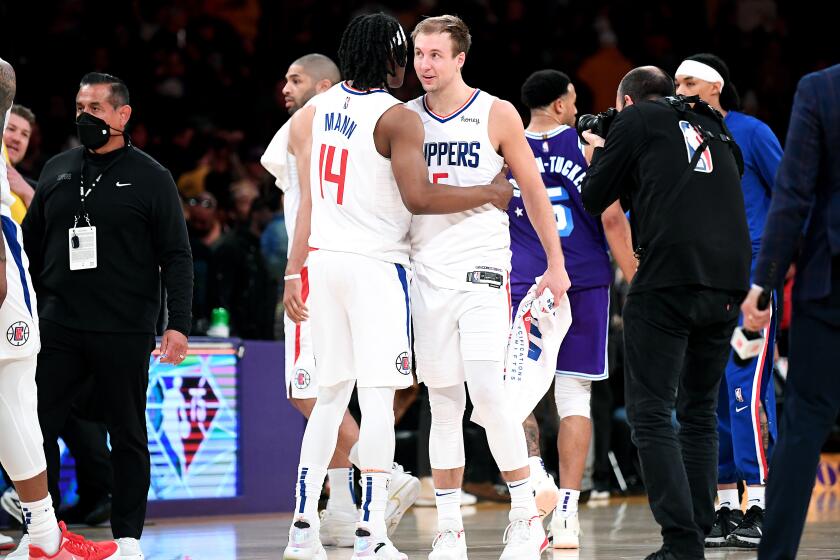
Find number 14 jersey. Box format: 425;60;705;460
308;82;410;265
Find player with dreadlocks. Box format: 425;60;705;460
282;12;512;560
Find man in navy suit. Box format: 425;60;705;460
742;63;840;560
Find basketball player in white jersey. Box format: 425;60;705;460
262;53;421;547
0;57;119;560
281;14;512;560
408;15;573;560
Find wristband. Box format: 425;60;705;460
284;274;302;281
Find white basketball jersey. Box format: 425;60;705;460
308;83;410;265
1;108;14;214
406;90;510;290
1;107;40;359
261;119;300;256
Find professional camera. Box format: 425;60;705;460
577;107;618;144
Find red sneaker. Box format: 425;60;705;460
28;522;119;560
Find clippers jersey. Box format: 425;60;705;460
407;90;509;290
308;83;409;265
1;107;40;359
261;119;300;254
1;109;14;212
508;126;610;298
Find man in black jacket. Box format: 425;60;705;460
581;66;751;560
22;72;193;560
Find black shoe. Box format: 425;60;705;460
704;507;744;547
643;549;678;560
83;497;111;526
726;505;763;548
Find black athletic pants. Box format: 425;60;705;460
36;320;154;539
623;286;741;559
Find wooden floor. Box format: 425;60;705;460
5;496;840;559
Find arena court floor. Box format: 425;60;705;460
8;495;836;559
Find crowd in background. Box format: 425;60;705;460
0;0;836;498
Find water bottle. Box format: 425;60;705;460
207;307;230;338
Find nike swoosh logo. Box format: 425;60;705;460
115;182;132;187
509;482;528;488
736;405;749;412
435;491;456;497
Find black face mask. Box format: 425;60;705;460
76;112;113;150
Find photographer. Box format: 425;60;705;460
581;66;752;560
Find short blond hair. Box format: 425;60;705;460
411;15;471;56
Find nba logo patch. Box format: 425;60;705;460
6;321;29;346
294;369;311;389
395;352;411;375
679;120;713;173
735;387;744;403
344;96;350;109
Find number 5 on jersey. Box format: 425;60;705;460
319;144;348;204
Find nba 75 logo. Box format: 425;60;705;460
395;352;411;375
6;321;30;346
679;121;713;173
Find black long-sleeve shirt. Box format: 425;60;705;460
22;144;193;336
581;99;751;295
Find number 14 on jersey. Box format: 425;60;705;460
319;144;348;204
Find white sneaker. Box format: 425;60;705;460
534;475;559;519
117;537;145;560
320;508;357;547
1;487;23;525
550;512;581;549
416;477;436;507
5;534;28;559
500;515;548;560
351;527;407;560
284;519;328;560
1;532;14;551
429;528;468;560
460;491;478;506
589;490;610;502
385;463;421;537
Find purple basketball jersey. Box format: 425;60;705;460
507;126;611;300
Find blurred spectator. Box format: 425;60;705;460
3;104;37;217
213;196;277;339
185;191;222;335
259;187;288;294
230;178;258;225
577;15;633;112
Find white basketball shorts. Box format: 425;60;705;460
412;270;510;388
307;250;413;389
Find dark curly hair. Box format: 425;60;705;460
338;13;407;91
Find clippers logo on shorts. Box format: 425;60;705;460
395;352;411;375
679;121;713;173
6;321;29;346
735;387;744;403
294;369;311;389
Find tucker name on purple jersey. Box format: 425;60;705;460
508;126;611;299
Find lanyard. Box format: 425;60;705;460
75;147;130;228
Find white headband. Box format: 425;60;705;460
394;24;406;47
675;60;724;88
